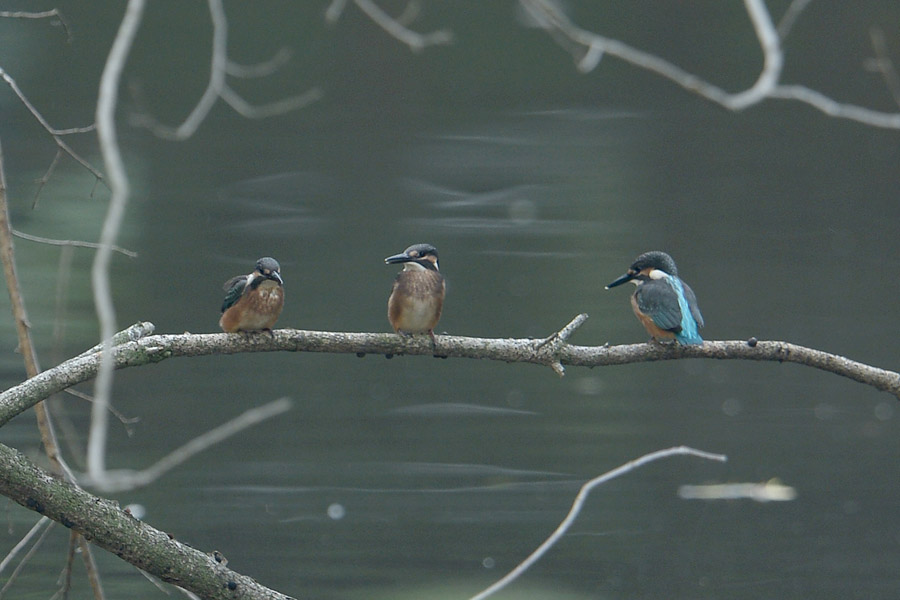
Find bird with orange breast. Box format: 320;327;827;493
219;257;284;333
384;243;445;341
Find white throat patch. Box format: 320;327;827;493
403;260;437;272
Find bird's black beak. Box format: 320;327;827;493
384;252;412;265
605;271;635;289
270;271;283;285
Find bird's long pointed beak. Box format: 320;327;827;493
605;272;634;289
384;252;411;265
271;271;283;285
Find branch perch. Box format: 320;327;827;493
1;317;898;430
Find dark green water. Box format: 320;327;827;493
0;2;898;598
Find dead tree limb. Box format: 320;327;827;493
1;316;898;431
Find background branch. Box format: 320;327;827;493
130;0;322;140
326;0;453;52
91;0;144;489
469;446;728;600
520;0;900;129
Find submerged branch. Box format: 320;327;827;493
1;316;898;429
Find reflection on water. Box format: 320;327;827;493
390;402;539;417
215;172;336;238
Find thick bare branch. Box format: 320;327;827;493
0;442;292;600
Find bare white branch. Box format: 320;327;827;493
469;446;728;600
219;84;323;119
90;0;146;483
225;47;293;78
327;0;453;52
0;515;55;597
0;516;52;576
0;9;72;42
133;0;320;140
866;27;900;109
80;398;293;493
776;0;814;39
12;230;137;257
520;0;900;129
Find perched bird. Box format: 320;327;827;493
219;257;284;333
385;243;445;339
606;251;704;345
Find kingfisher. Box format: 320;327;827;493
385;243;445;339
219;257;285;333
606;251;704;345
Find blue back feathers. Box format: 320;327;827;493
667;276;703;345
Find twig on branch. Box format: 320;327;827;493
469;446;728;600
534;313;589;376
1;319;899;432
519;0;900;129
0;442;293;600
325;0;453;52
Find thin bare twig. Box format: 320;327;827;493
131;0;321;140
775;0;814;39
12;229;137;257
0;9;72;43
31;148;61;208
0;66;103;206
343;0;453;52
0;515;55;599
866;27;900;109
0;133;105;600
225;47;293;78
80;397;293;493
0;516;51;575
469;446;728;600
219;84;322;119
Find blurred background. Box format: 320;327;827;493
0;1;899;598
